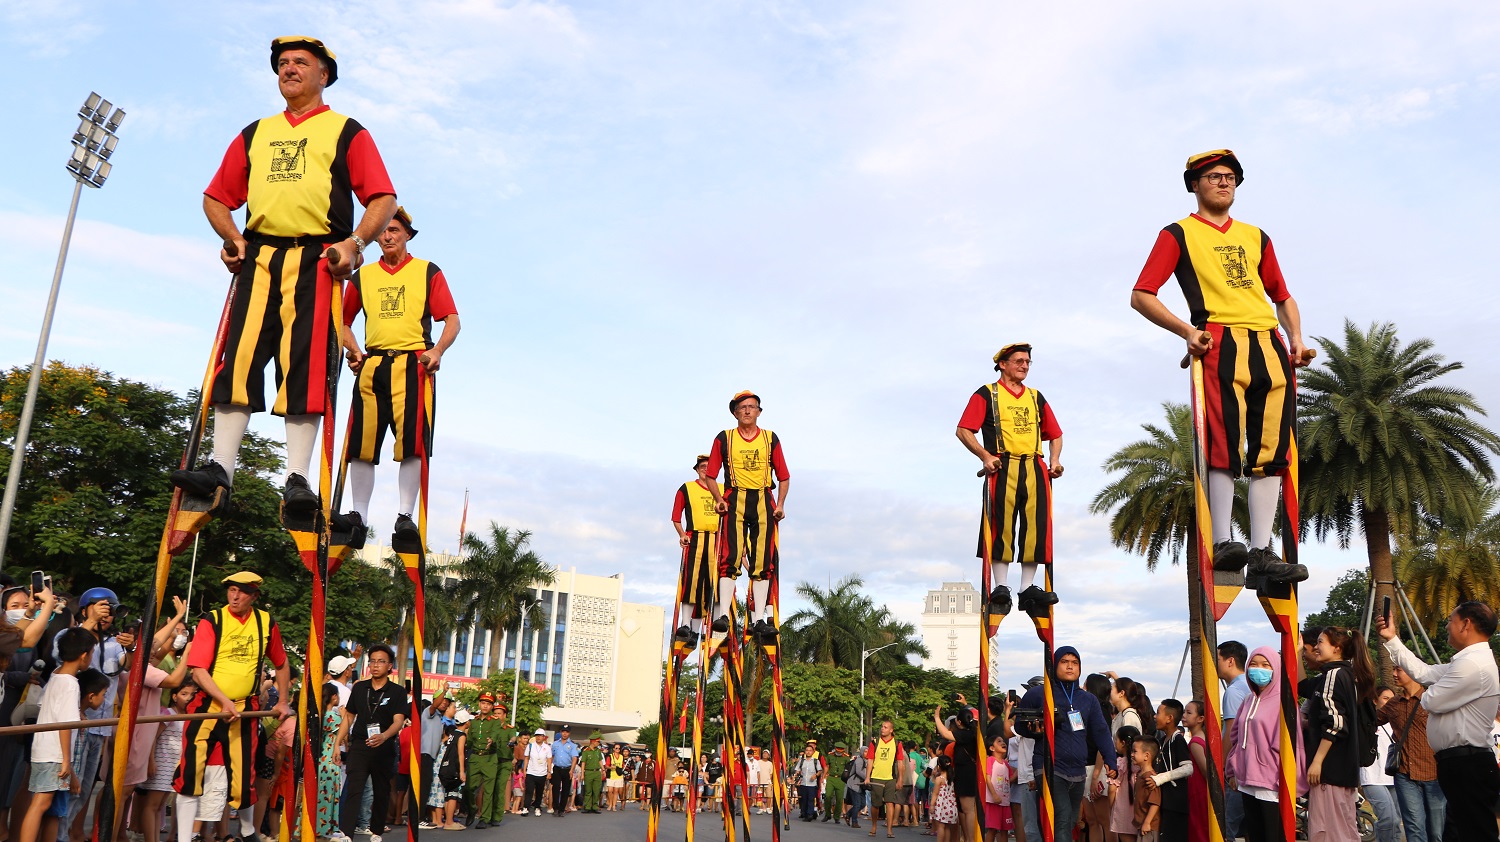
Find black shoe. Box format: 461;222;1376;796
331;510;366;548
753;619;779;643
1017;584;1059;613
1246;547;1309;586
711;616;730;634
987;584;1012;615
673;624;696;644
474;821;489;830
171;461;231;498
394;513;419;537
282;473;319;512
822;815;832;822
1212;540;1250;572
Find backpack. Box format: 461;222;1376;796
1354;697;1378;768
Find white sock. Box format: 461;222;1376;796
1248;474;1281;550
284;414;320;480
238;806;255;837
990;562;1009;592
211;405;252;485
399;457;422;515
349;459;376;520
175;795;199;842
678;604;694;629
751;579;771;623
1208;469;1235;544
1019;563;1039;591
716;578;735;619
691;617;703;633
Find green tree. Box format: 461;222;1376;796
371;548;461;682
451;523;556;675
1300;321;1500;674
782;575;928;676
1395;485;1500;631
1089;402;1245;701
452;669;553;733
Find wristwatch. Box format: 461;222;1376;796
350;234;366;251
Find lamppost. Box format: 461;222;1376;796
859;641;900;748
509;599;535;726
0;93;125;564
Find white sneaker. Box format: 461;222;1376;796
534;808;541;816
371;835;383;842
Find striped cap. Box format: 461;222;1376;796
1183;149;1243;192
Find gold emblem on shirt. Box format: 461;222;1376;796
267;138;307;182
379;286;406;320
1215;244;1251;289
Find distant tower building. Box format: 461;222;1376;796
920;582;981;677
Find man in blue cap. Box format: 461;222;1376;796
1016;645;1117;840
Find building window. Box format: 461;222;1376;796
435;646;450;675
454;630;469;672
471;633;487;678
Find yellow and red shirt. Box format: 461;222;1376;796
343;255;459;351
958;382;1060;456
1133;214;1290;330
672;479;722;532
706;428;789;490
204;105;395;239
865;736;907;781
186;607;287;702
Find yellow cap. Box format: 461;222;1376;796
992;343;1031;369
222;571;263;589
270;36;339;85
393;206;418;238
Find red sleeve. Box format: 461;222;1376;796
706;435;725;480
897;743;907;761
185;617;217;670
1132;229;1180;294
347;129;396;206
266;622;287;668
671;487;687;523
957;391;987;432
343;279;362;327
429;269;458;321
1260;237;1291;303
864;744;873;760
1039;403;1062;441
203;134;250;210
770;437;790;482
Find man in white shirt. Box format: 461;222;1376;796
1378;600;1500;841
523;729;553;816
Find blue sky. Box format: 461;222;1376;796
3;2;1499;699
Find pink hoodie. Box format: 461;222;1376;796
1225;645;1307;796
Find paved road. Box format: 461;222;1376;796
383;808;935;842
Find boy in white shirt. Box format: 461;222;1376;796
19;629;99;842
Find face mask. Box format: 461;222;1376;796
173;633;188;651
1247;667;1273;687
5;609;26;625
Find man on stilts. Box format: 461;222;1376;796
956;343;1062;617
670;454;721;644
337;206;461;542
1130;149;1311;586
172;36;397;513
705;391;790;642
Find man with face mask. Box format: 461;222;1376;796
1016;645;1117;840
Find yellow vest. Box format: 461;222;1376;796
725;428;776;489
1173;216;1279;330
681;480;721;532
208;607;272;702
356;257;437;351
245;109;353;238
987;383;1044;456
870;737;901;781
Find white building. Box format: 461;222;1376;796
358;545;664;741
920;581;983;678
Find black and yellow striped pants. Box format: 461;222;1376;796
679;531;717;613
1202;324;1294;477
976;453;1052;565
348;349;435;464
718;487;778;580
173;693;259;810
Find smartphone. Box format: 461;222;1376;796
43;575;51;592
1382;596;1392;625
30;571;44;594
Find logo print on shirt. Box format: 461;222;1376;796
379;286;406;319
224;633;256;664
1214;244;1251;289
699;496;717;519
1006;405;1034;435
738;450;762;470
267;138;308;183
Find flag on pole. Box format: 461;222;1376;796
458;488;469;550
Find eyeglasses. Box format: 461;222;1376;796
367;659;392;665
1006;359;1032;366
1200;173;1237;186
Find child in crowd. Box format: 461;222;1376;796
317;683;342;837
1182;701;1211;842
1129;738;1161;842
434;713;469;829
930;755;958;842
1110;725;1142;840
982;734;1013;842
141;681;198;842
509;766;526;814
18;628;94;842
670;762;688;812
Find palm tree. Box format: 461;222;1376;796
1395;485;1500;631
375;548;461;682
1300;321;1500;672
1090;402;1245;701
450;522;557;677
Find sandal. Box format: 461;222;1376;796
869;830;877;837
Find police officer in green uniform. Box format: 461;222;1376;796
823;742;850;821
492;702;518;824
467;692;511;828
581;734;606;813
